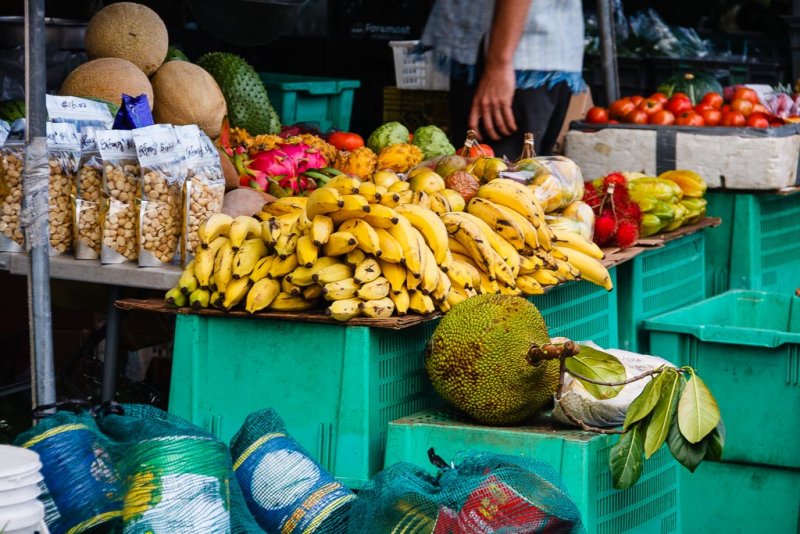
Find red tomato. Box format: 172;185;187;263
721;111;746;127
328;131;364;151
637;98;663;116
731;99;754;117
585;106;609;124
667;95;693;116
676;111;705;127
468;143;495;158
752;103;770;115
733;87;759;104
746;113;769;128
610;98;636;120
629;95;644;106
720;104;731;115
624;109;650;125
608;119;620;124
701;109;722;126
650;109;675;125
694;103;714;113
701;92;724;109
770;120;785;127
649;92;669;105
672;92;690;101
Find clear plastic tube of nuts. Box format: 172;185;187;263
0;132;25;252
97;129;139;264
176;126;225;265
133;124;184;267
46;122;81;256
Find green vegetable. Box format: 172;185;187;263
196;52;281;135
412;125;455;160
0;99;25;123
165;46;189;62
656;72;723;105
367;121;409;153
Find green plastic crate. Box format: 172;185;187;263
168;314;441;489
259;73;360;131
529;268;618;348
617;233;706;353
385;410;680;534
644;290;800;469
705;190;800;296
678;461;799;534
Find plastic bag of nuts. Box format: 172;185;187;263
46;122;80;256
176;126;225;264
0;120;24;252
97;129;139;264
133;124;184;267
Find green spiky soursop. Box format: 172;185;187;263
196;52;281;135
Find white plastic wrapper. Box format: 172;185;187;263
553;341;676;428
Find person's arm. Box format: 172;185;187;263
468;0;533;141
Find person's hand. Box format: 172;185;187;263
468;61;518;141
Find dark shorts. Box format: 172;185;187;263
449;77;573;159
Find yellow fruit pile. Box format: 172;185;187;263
166;173;613;320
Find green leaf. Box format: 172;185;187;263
678;372;721;443
610;422;645;490
644;371;681;458
704;418;726;462
667;382;707;472
565;345;627;400
623;370;665;430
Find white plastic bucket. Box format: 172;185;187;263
0;445;45;534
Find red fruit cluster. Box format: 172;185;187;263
584;173;642;249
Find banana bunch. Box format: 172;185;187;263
166;177;615;320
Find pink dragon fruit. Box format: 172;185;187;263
249;148;297;178
279;143;327;174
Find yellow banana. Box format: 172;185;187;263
428;191;451;216
296;234;318;267
405;266;421;292
467;197;526;251
354;257;381;284
518;254;544;274
476;179;543;229
245;278;281;313
339;218;381;257
339;194;371;213
229;216;262;250
388;180;411;193
555;246;613;290
210;290;224;309
326;298;363;321
198;213;233;245
195;236;228;287
388;217;423;278
532;269;560;287
358;181;382;203
324;174;361;195
373;170;401;189
268;254;299;279
446;286;470;307
311;215;334;246
439;189;466;212
313;262;354;285
454;211;521;278
329;208;369;226
395;204;448;266
477;269;500;294
286;257;341;286
552;229;604;260
165;286;187;307
555;258;580;281
537;224;554;251
390;286;410;315
322;231;358;256
431;267;452;302
411;190;431;210
408;290;436;315
344;248;367;268
306;187;345;219
232;238;268;279
302;284;323;300
250;255;276;282
359;297;395;318
281;276;303;296
221;277;251;310
418;243;440;296
499;283;522;296
268;292;316;311
177;261;198;295
323;277;360;301
516;274;544;295
189;287;211;310
441;213;514;287
379;259;406;294
214;241;235;293
444;259;473;290
452;253;482;288
436;299;451;313
374;228;404;263
356;276;390;300
379;190;403;208
274;232;299;259
447;237;471;257
363;204;400;229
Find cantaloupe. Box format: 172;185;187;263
151;61;227;138
59;58;154;109
85;2;168;76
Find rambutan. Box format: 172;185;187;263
617;220;640;248
594;213;617;246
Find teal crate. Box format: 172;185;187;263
644;290;800;469
529;268;618;348
385;410;680;534
678;461;799;534
259;73;360;131
705;190;800;296
617;232;706;353
168;314;441;489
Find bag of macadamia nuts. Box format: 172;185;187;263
176;126;224;264
0;120;24;252
97;129;139;264
133;124;184;267
45;122;81;256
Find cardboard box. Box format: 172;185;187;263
553;90;593;155
565;122;800;188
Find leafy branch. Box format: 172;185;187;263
527;343;725;490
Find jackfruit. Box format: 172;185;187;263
196;52;281;135
425;294;560;425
